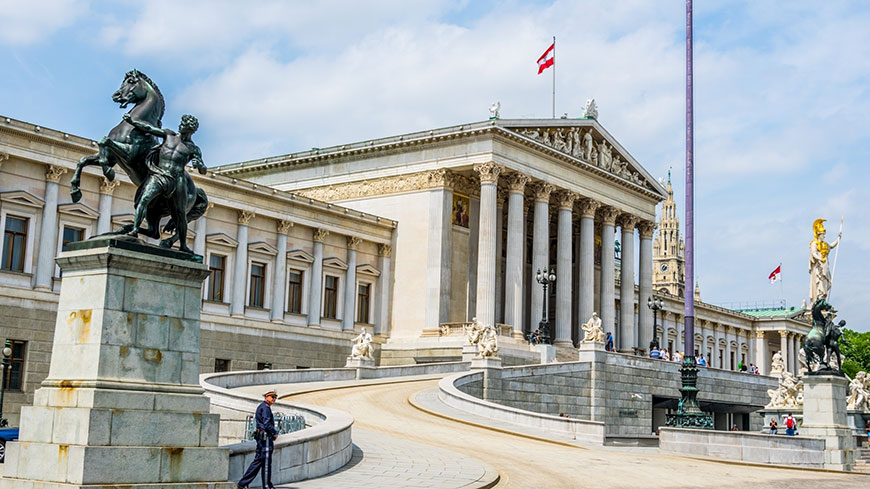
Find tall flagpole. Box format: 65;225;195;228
552;36;556;118
780;261;784;308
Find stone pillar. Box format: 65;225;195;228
530;182;554;331
343;236;362;331
425;170;453;329
598;206;620;346
618;214;638;353
724;326;733;370
637;221;655;352
230;210;254;317
494;189;506;324
193;203;213;258
554;191;576;347
35;165;67;289
802;375;856;470
577;199;600;338
755;330;768;375
308;228;328;327
503;173;530;336
97;176;119;235
779;330;791;370
5;240;232;488
473;163;504;327
375;244;392;336
270;220;293;322
789;332;799;374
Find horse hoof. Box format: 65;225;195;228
70;189;82;203
104;168;116;181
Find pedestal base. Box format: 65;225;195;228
345;357;375;368
461;344;478;362
470;356;502;369
532;344;555;364
801;374;856;471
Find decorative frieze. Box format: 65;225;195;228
237;210;256;225
347;236;362;250
294;169;472;202
45;164;68;183
99;176;120;195
313;228;330;243
277;219;294;234
472;162;504;184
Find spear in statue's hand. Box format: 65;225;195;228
829;216;844;300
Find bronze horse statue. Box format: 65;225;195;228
69;70;207;244
803;297;844;373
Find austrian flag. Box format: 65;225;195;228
768;265;781;283
537;42;555;74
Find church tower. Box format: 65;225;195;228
652;172;686;297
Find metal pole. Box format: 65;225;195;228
0;352;8;427
552;36;556;118
684;0;695;359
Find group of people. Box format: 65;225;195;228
649;346;682;362
768;413;799;436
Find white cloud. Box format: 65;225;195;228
0;0;84;45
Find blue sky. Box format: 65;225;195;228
2;0;868;331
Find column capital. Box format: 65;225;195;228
577;198;601;218
497;187;509;205
755;330;765;339
787;331;796;339
597;205;620;225
313;228;330;243
99;176;120;195
638;220;656;239
618;213;639;231
778;330;789;338
530;182;555;202
0;152;8;170
45;164;68;183
237;210;256;225
277;219;294;235
555;191;577;210
472;162;505;184
504;172;531;193
347;236;362;250
426;169;456;188
378;243;393;257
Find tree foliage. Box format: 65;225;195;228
841;328;870;378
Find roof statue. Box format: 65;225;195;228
69;70;208;254
489;101;500;119
582;98;598;119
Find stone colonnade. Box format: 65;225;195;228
469;163;655;351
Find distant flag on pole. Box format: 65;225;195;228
768;264;781;283
537;42;555;74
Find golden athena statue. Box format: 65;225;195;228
809;218;841;304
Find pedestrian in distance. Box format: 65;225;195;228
784;413;796;436
769;417;778;435
238;389;279;489
605;332;614;352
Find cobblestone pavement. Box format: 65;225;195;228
281;378;869;489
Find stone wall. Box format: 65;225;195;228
660;427;826;468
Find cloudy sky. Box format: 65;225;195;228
2;0;868;331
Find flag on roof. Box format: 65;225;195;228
537;42;555;74
768;264;781;283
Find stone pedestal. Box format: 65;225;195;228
470;356;502;369
1;238;232;488
801;374;856;471
345;357;375;368
462;344;479;362
532;344;555;364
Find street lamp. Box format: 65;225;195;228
0;340;12;428
647;296;664;353
534;268;556;345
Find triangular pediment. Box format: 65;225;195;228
206;232;239;248
287;249;314;263
504;123;665;196
58;202;99;219
0;190;44;209
356;264;380;276
323;257;348;270
248;241;278;256
112;213;135;226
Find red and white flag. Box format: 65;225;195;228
537;42;555;74
768;264;781;283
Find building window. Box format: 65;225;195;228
2;216;28;272
357;283;371;324
214;358;230;372
249;262;266;307
61;226;84;251
208;255;226;302
3;340;26;391
324;275;338;319
287;270;303;314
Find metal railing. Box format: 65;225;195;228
244;412;306;440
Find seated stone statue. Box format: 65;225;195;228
477;324;499;358
846;371;870;411
350;327;374;360
581;312;604;344
766;371;802;409
770;351;785;375
464;318;482;346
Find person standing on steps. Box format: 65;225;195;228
238;389;279;489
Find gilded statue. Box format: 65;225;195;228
809;218;841;303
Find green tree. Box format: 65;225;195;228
841;328;870;378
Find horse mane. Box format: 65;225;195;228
131;69;166;128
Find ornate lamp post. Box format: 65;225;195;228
0;340;12;427
647;296;664;352
534;268;556;344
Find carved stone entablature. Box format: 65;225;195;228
511;126;649;189
294;169;482;202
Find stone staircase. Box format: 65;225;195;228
854;447;870;473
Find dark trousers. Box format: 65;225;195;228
238;437;274;488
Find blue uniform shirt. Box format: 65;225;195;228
255;401;277;438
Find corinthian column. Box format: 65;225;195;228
577;199;600;333
755;330;768;375
530;182;555;331
554;191;576;346
598;206;620;346
375;244;392;336
97;177;119;235
618;214;639;353
231;210;255;317
270;220;293;322
308;228;329;327
425;170;454;330
343;236;362;331
503;173;530;336
473;162;504;327
35;165;67;289
779;330;789;374
637;220;655;352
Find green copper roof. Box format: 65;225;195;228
737;306;805;319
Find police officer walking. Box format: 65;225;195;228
237;389;279;489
